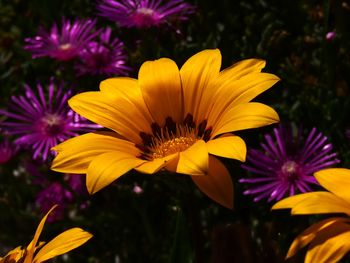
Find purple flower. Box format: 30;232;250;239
24;18;98;61
0;138;17;164
76;27;131;76
0;79;99;160
325;31;336;41
65;173;88;196
240;124;340;202
96;0;195;28
36;182;73;222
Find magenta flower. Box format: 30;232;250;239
36;182;73;222
240;124;340;202
76;27;131;76
65;173;88;196
0;138;17;164
24;18;98;61
96;0;195;28
0;79;99;160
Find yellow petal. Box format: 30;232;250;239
180;49;221;123
1;247;24;262
315;168;350;203
306;221;350;263
206;134;246;162
218;58;266;80
176;140;208;175
24;205;58;263
87;152;145;194
211;102;279;138
69;91;151;144
138;58;183;125
33;228;92;263
273;192;350;216
272;192;312;210
286;217;348;259
99;76;153;122
191;155;233;209
52;132;140;174
135;153;178;174
208;73;280;128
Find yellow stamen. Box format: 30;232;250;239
149;125;197;159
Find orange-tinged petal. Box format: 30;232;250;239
286;217;349;259
24;205;58;263
272;192;312;210
99;77;153;123
1;247;24;262
69;91;151;144
33;228;92;263
180;49;221;123
208;73;280;128
206;134;246;162
211;102;279;138
191;155;233;209
176;140;208;175
273;192;350;216
315;168;350;204
218;58;266;81
87;152;145;194
138;58;183;125
305;221;350;263
52;132;140;174
135;153;178;174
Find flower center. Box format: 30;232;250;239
37;114;66;137
137;7;155;16
59;43;72;51
150;127;197;159
280;160;299;181
138;115;212;160
132;8;160;27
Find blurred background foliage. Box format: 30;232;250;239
0;0;350;262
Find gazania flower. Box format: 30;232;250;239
76;27;130;76
96;0;195;28
240;124;339;202
0;205;92;263
24;18;98;61
0;79;99;160
51;49;280;209
272;168;350;263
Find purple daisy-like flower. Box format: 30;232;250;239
0;79;99;160
96;0;195;28
24;18;98;61
76;27;131;76
240;124;340;202
36;182;73;222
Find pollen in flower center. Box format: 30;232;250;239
149;126;197;159
37;114;66;136
151;136;197;159
137;8;155;15
59;43;72;51
138;115;212;160
132;7;159;27
280;160;299;181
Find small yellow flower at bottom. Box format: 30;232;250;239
0;205;92;263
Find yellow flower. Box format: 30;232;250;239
0;205;92;263
272;168;350;263
51;49;280;209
